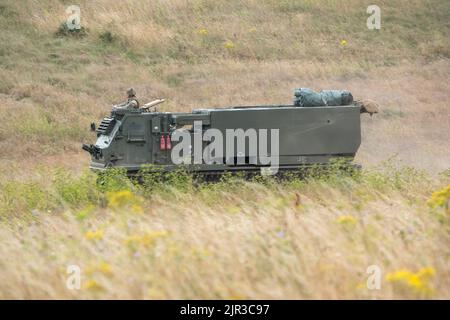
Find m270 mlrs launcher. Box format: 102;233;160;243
82;88;378;176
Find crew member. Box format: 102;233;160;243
123;88;140;109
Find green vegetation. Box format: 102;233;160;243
0;163;449;299
0;161;446;219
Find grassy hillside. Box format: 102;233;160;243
0;0;449;299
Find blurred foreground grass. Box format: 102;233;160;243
0;162;448;299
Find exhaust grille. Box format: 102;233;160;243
96;117;116;135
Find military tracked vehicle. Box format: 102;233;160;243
82;89;377;176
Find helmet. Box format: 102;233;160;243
127;87;136;97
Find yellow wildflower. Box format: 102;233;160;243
340;39;348;46
98;262;113;275
85;229;104;241
386;267;436;296
85;262;113;276
427;184;450;210
224;40;235;50
198;28;208;35
107;190;143;211
131;204;144;214
337;215;357;226
356;282;367;290
125;231;169;248
84;279;103;291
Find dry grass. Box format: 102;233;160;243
1;0;449;171
0;167;449;299
0;0;449;299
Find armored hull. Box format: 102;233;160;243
83;104;363;175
